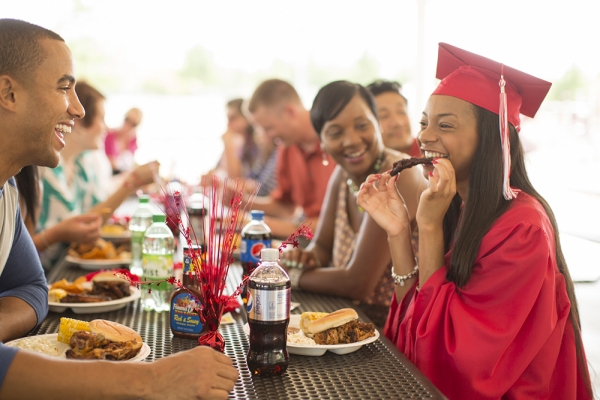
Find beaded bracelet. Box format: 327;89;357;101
288;267;303;289
391;264;419;286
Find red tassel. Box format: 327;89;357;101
499;65;517;200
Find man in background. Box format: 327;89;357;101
0;18;237;399
246;79;336;238
367;80;421;157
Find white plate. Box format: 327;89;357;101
65;255;132;270
5;333;151;361
243;314;379;356
49;286;141;314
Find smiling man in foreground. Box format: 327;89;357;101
0;19;238;400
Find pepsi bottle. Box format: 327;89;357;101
240;210;272;305
246;248;290;376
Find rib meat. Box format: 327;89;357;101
390;157;434;176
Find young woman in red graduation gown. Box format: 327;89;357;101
357;43;593;399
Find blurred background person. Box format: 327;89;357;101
204;98;278;196
367;80;421;157
104;107;142;174
246;79;336;238
280;81;427;327
38;81;158;269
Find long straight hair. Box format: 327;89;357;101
14;165;39;229
444;105;592;396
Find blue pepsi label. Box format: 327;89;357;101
240;239;272;263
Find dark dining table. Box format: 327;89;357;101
39;261;447;399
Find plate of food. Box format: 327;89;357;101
5;319;150;362
66;239;131;270
244;308;378;356
48;272;140;314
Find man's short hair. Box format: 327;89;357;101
0;19;64;86
366;79;408;105
247;79;301;113
75;81;105;128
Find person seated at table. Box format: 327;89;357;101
280;81;428;327
0;18;238;400
104;107;142;174
37;81;159;268
366;80;421;157
358;43;593;399
203;98;278;196
15;166;101;252
243;79;337;238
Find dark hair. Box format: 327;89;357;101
226;98;258;169
0;19;64;86
366;79;408;105
248;79;301;113
14;165;39;229
75;81;105;128
444;105;592;396
310;81;378;136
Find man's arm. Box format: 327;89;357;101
0;298;38;343
0;204;48;343
250;195;296;219
0;345;238;400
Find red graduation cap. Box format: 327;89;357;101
431;43;552;200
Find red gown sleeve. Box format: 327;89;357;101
390;197;589;399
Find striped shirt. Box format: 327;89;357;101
39;151;107;230
38;151;108;268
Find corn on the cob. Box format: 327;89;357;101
57;317;90;344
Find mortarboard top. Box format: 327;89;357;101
432;42;552;132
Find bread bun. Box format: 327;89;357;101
299;312;329;336
89;320;142;343
307;308;358;335
91;271;129;284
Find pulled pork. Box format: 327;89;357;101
312;320;375;345
66;331;142;361
60;281;131;303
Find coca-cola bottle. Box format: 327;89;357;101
240;210;271;304
246;248;290;376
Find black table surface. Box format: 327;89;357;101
40;262;447;399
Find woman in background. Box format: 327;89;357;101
280;81;427;327
38;82;158;268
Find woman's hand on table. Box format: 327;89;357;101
280;248;320;271
147;346;238;399
357;171;412;238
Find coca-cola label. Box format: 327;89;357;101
246;288;290;322
240;239;272;263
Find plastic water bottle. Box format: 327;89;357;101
240;210;272;304
246;248;290;376
129;195;154;276
141;214;174;312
